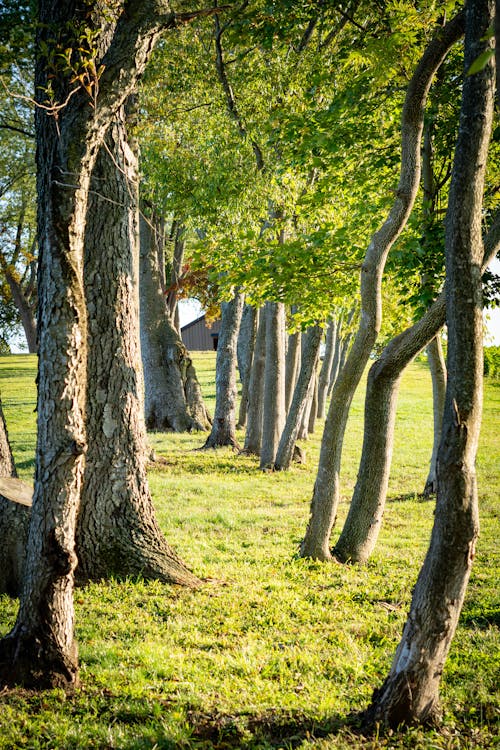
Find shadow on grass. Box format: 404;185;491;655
125;706;364;749
387;492;430;504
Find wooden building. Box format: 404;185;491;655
181;314;221;351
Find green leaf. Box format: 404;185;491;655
467;49;494;76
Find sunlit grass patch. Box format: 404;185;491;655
0;353;498;749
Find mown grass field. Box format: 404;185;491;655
0;352;498;749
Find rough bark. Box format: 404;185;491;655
0;0;182;691
368;0;494;725
300;11;466;560
260;302;286;469
237;303;257;428
275;324;322;470
317;317;335;419
76;108;199;587
202;293;244;449
139;215;211;432
423;335;447;495
244;308;265;455
333;212;500;564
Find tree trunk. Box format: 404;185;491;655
139;215;211;432
0;0;181;691
202;292;244;449
423;335;447;495
275;324;322;471
165;221;185;333
244;308;265;455
260;302;286;469
237;303;257;429
0;398;30;597
0;398;16;477
285;312;301;415
308;371;318;434
368;1;494;725
76;108;200;588
317;317;335;419
300;12;465;561
2;266;37;354
333;210;500;565
327;320;342;397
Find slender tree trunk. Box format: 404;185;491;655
275;324;322;470
2;267;37;353
139;215;211;432
423;335;447;495
333;211;500;564
166;221;185;333
76;108;199;587
368;2;494;725
244;308;265;455
285;320;301;415
260;301;286;469
237;303;257;429
297;374;314;441
327;320;342;397
300;12;465;560
202;293;244;449
308;371;318;434
0;398;30;597
317;318;335;419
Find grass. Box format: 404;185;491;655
0;352;498;749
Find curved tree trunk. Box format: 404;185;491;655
2;265;38;354
76;108;200;588
300;11;466;561
317;317;335;419
260;301;286;469
275;324;322;470
423;335;447;495
244;308;265;455
202;293;244;449
333;212;500;565
139;215;211;432
237;303;257;429
368;2;494;724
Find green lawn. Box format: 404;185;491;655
0;353;498;749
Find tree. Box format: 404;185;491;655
300;10;466;560
139;213;211;432
274;323;322;470
202;292;244;449
0;0;194;691
367;0;495;724
76;104;200;587
0;397;30;596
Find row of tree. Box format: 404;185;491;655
0;0;498;731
